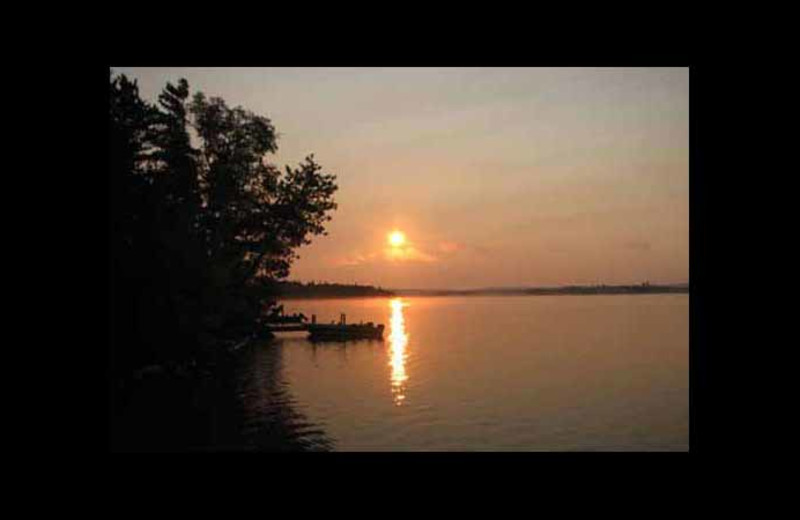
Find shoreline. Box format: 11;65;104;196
277;294;395;301
278;288;689;300
395;289;689;298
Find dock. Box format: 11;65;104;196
265;312;384;340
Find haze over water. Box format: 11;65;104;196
246;294;688;451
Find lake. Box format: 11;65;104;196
237;294;689;451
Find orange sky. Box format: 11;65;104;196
116;67;689;289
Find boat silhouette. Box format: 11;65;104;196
307;313;384;341
265;310;385;341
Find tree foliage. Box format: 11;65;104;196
109;72;338;375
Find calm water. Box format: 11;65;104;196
239;294;688;451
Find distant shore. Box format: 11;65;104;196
275;281;394;299
279;294;394;300
276;281;688;299
278;291;396;301
396;284;689;298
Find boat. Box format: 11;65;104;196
306;313;385;341
264;310;384;341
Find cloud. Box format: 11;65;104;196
335;239;474;266
438;241;462;253
334;252;380;266
334;243;439;266
384;245;437;263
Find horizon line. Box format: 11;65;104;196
285;280;690;292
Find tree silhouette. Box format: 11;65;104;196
109;72;338;378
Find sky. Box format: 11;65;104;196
114;67;689;290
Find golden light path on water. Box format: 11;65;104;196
388;298;409;406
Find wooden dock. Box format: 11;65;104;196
265;313;384;340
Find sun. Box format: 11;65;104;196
388;230;406;247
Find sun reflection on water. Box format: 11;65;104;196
389;298;409;406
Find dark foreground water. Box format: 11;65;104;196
112;294;688;451
272;294;688;451
110;339;332;452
